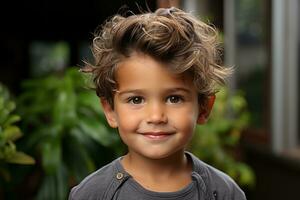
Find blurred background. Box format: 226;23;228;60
0;0;299;199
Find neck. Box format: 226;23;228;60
121;149;190;181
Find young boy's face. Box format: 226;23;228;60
101;52;210;160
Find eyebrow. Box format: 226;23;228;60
115;88;192;96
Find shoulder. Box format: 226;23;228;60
68;159;119;200
187;152;247;200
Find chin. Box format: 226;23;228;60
139;149;181;160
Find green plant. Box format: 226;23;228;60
16;67;123;200
0;83;35;181
188;87;255;188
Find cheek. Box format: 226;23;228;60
115;109;140;132
170;109;198;132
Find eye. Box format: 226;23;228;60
166;95;183;104
128;96;144;104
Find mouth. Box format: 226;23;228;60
140;132;174;140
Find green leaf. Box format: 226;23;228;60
2;126;23;142
5;151;35;164
77;91;102;114
0;108;9;125
3;114;21;127
41;139;62;175
237;163;256;187
66;130;96;180
79;117;117;147
2;141;16;158
37;162;68;200
36;174;56;200
56;164;69;200
52;76;77;127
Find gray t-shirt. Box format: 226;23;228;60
112;159;199;200
69;152;246;200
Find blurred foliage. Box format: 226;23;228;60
237;67;264;128
15;67;123;200
0;84;35;182
189;87;255;188
1;67;255;199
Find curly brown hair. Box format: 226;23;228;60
82;7;232;107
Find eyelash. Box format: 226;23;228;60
126;95;184;104
166;95;184;104
127;96;144;104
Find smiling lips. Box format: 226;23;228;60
140;132;174;140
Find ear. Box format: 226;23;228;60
100;98;118;128
197;95;216;124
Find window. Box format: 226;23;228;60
235;0;269;129
224;0;300;154
271;0;299;154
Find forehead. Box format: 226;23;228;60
115;52;194;90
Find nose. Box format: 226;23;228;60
146;102;168;124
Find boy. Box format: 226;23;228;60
69;7;246;200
